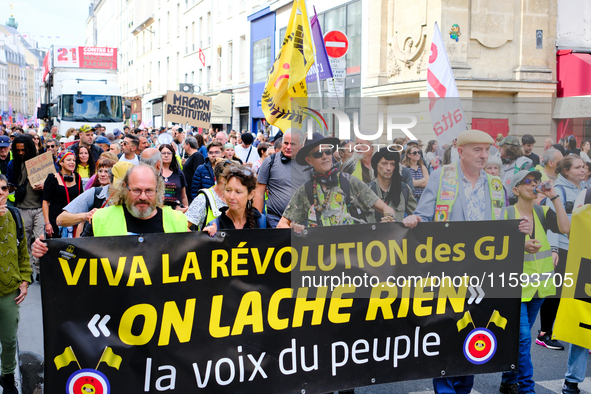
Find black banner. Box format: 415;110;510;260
41;221;523;393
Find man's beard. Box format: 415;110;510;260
126;195;157;219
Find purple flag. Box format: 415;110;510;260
305;10;333;83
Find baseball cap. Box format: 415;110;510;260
0;135;10;147
79;124;94;133
498;136;521;147
113;129;123;137
95;136;110;145
510;170;542;191
94;124;102;129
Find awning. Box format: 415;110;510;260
557;50;591;97
210;93;233;124
553;96;591;119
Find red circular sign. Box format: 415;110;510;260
324;30;349;58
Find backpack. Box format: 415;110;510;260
304;172;366;224
7;206;24;245
92;186;107;209
585;188;591;205
541;185;574;214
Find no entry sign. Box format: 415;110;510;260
324;30;349;58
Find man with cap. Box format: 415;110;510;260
94;124;103;134
254;130;309;228
403;129;532;394
277;133;395;229
0;135;11;175
498;169;569;394
69;124;103;162
522;134;540;167
367;149;417;222
499;135;533;201
234;132;260;167
95;136;111;153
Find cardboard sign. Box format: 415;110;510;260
25;152;56;187
165;90;212;128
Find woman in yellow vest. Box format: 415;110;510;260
499;170;570;394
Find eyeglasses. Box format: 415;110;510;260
229;167;253;176
47;144;56;148
161;151;173;156
409;151;421;156
127;186;156;197
310;148;335;159
518;178;540;186
121;141;129;145
0;186;8;192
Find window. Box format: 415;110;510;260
239;35;246;82
252;37;271;84
228;41;233;82
185;26;189;53
216;46;222;83
346;2;361;73
192;22;195;51
206;66;211;91
199;17;203;48
206;12;211;46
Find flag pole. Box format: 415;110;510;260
306;3;323;125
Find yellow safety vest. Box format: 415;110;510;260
92;204;187;236
505;205;555;301
434;163;504;222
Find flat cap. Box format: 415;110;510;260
457;129;494;146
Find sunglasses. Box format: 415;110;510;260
0;185;8;192
409;151;421;155
229;167;253;176
47;144;56;148
518;178;540;186
310;148;335;159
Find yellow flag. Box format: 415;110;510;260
98;347;122;370
553;205;591;349
489;310;507;330
262;0;314;132
54;346;78;370
456;311;474;332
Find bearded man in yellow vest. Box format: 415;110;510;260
403;129;533;394
31;164;187;258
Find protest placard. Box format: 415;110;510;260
25;151;56;187
165;90;212;128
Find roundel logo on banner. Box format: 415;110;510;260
463;328;497;365
67;369;110;394
324;30;349;58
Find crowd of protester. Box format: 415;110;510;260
0;121;588;394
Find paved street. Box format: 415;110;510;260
5;280;590;393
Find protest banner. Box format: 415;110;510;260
164;90;212;129
25;151;56;187
41;221;523;393
553;204;591;349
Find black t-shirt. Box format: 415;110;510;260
532;207;560;239
162;169;187;208
524;152;540;167
84;206;164;237
43;173;82;237
215;207;265;229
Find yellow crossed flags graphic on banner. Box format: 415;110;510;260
261;0;314;132
54;346;80;370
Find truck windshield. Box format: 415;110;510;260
62;95;123;122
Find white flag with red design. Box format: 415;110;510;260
427;22;467;146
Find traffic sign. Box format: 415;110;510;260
324;30;349;58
